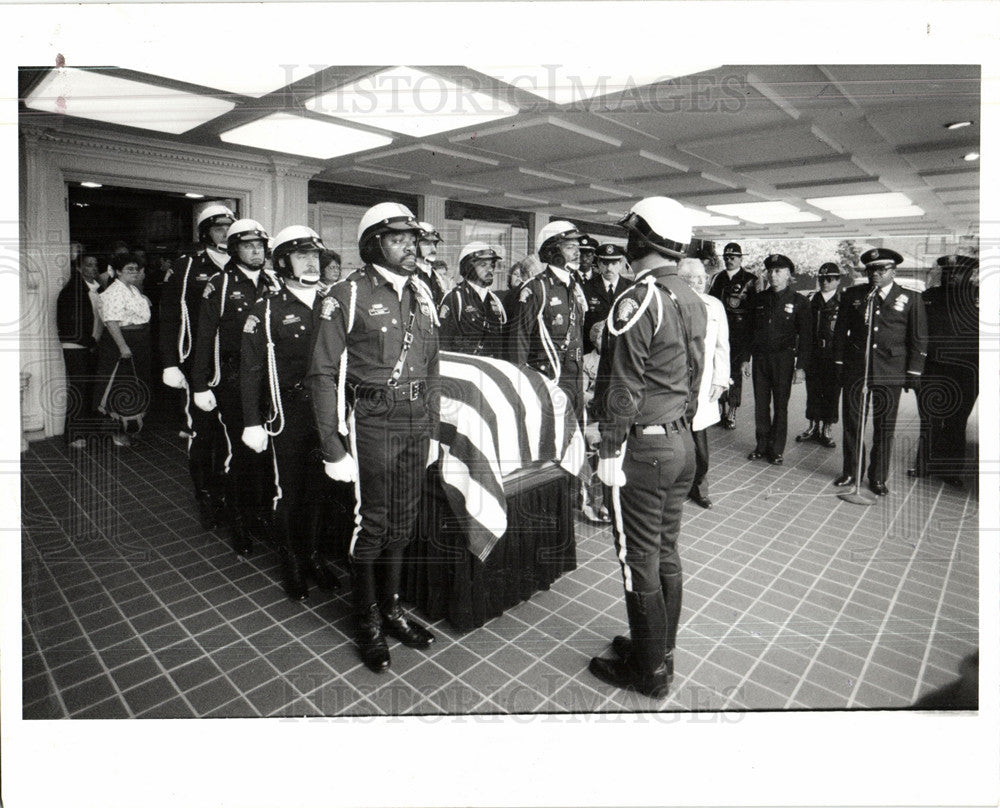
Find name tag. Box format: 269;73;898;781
463;304;478;314
550;296;562;307
229;290;244;300
894;294;908;312
283;314;301;325
369;303;389;316
195;273;210;281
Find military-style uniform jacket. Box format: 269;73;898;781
708;267;758;359
511;265;587;381
415;261;448;307
582;274;630;351
808;288;842;362
240;286;316;428
747;286;813;370
158;247;228;369
190;260;282;393
438;279;507;359
305;265;440;462
598;265;707;457
833;282;928;385
922;283;978;366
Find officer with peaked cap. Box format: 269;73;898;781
191;218;283;555
513;220;589;422
796;261;844;448
590;196;705;700
708;241;758;429
438;242;508;359
307;202;438;672
577;234;599;283
833;248;927;496
908;254;978;488
240;226;341;602
583;243;630;353
159;204;234;530
743;254;811;465
415;221;449;306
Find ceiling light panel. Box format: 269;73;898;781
117;60;321;98
305;67;519;137
685;209;740;227
219;113;392;159
806;192;914;212
24;68;235;134
706;201;823;224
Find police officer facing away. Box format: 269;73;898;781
159;204;233;530
307;202;438;673
191;219;283;555
833;248;927;496
709;242;757;430
797;262;843;448
590;196;706;699
438;242;507;359
743;254;811;465
240;226;341;602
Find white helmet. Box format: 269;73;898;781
357;202;421;248
617;197;691;259
196;204;235;244
226;218;269;251
417;222;442;243
271;225;324;277
536;220;584;260
458;242;502;278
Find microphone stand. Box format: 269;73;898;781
839;287;878;505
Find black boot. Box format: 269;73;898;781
590;589;670;699
375;549;435;648
195;490;217;530
230;508;253;557
611;572;682;684
351;561;389;672
304;507;340;592
276;512;308;602
795;421;818;442
725;405;738;430
815;423;837;448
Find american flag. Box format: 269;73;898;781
436;351;586;561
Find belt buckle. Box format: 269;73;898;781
408;382;422;401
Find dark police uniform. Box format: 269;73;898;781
415;262;448;308
583;258;630;354
191;260;282;543
804;283;843;428
158;248;229;519
910;256;978;485
306;265;439;564
438;279;507;359
747;278;812;461
708;266;758;420
512;265;588;421
834;274;927;489
598;264;705;682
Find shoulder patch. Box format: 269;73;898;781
202;282;215;299
439;303;450;320
519;285;533;303
320;295;340;320
243;314;259;334
615;296;639;324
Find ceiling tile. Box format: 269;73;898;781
450;116;621;163
356;144;498;177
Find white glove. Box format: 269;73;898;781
193;390;217;412
324;455;359;483
426;438;440;469
162;366;187;389
597;454;627;487
241;426;268;453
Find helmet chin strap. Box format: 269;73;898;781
296;273;320;286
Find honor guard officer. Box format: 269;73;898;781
797;262;844;448
590;197;705;700
159;204;233;530
833;248;927;496
577;234;599;283
709;242;758;429
415;221;449;306
908;254;979;488
307;202;438;673
191;219;283;554
438;242;508;359
583;243;630;353
513;220;589;422
743;254;812;465
240;226;341;602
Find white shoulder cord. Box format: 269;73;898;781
263;297;285;437
336;280;358;438
177;256;194;362
208;272;229;388
533;280;562;384
409;275;441;328
488;290;508;325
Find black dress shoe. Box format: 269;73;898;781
589;655;670;699
747;450;765;460
795;424;818;442
306;554;342;592
815;428;837;448
724;418;737;430
868;480;889;496
769;455;783;465
610;636;674;684
381;596;435;648
689;492;713;509
357;603;390;672
833;474;856;487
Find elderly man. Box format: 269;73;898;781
678;258;730;509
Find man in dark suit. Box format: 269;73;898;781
833;248;928;496
583;243;630;353
57;253;104;447
797;262;845;448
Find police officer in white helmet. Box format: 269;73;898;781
590;197;706;699
415;221;449;306
438;242;507;359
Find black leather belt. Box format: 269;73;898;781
632;417;687;436
355;380;425;402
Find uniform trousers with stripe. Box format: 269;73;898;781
840;372;903;484
349;395;432;563
182;360;228;498
804;356;841;423
751;349;795;457
610;425;694;594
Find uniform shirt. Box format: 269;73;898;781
598;264;707;457
511;264;587;379
98;279;151;327
240;285;316;428
808;286;842;360
922;282;978;365
306;264;440;462
747;285;812;369
708;267;758;355
190;261;282;392
158;247;228;367
833;281;928;384
438;279;507;358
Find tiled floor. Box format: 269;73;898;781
21;386;979;718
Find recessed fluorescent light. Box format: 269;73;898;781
589;183;634;198
561;203;599;213
503;192;551;205
430;179;490;194
219;113;392;160
306;66;519;137
834;206;925;220
685;208;740;227
807;192;913;212
80;181;103;189
964;152;980;162
184;192;205;199
119;60;321;99
706;201;822;224
25;68;235;134
946;121;972;130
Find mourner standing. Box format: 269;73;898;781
307;202;438;673
796;262;843;448
833;248;927;496
709;242;757;429
57;252;104;448
438;242;507;359
590;196;705;699
583;243;629;354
